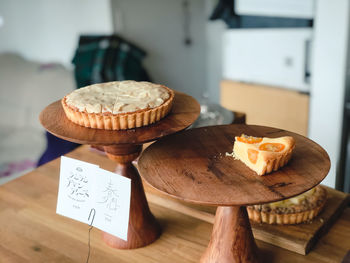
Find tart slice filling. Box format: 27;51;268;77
232;134;295;175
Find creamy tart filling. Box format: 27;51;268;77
61;80;174;130
65;80;170;114
231;134;295;175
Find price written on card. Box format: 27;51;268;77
57;156;131;241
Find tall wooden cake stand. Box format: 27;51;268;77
138;125;330;263
39;91;200;249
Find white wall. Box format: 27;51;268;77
204;0;225;104
206;0;350;188
0;0;210;101
309;0;350;188
111;0;207;100
0;0;113;67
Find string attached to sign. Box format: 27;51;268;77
86;208;96;263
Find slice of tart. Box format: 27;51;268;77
247;185;327;224
61;80;175;130
233;134;295;175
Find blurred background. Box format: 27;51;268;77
0;0;349;192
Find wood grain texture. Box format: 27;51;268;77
250;187;350;255
138;124;330;206
143;182;349;255
102;162;161;249
0;145;347;263
104;145;142;164
39;91;200;145
200;206;260;263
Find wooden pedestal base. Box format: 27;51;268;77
138;125;330;262
102;145;161;249
200;206;260;263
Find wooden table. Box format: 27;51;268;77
0;145;349;263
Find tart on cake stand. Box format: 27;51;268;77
39;91;200;249
138;124;330;263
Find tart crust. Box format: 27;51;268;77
247;186;327;225
61;84;175;130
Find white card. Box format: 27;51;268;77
57;156;98;224
57;156;131;241
93;169;131;241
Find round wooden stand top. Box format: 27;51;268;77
138;125;330;206
39;92;200;145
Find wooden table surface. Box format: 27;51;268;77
0;145;348;263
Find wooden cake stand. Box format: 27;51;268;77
138;125;330;263
39;91;200;249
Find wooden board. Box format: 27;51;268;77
221;80;309;136
143;183;349;255
39;91;200;145
250;186;349;255
138;125;330;206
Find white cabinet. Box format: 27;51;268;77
235;0;315;19
222;28;312;92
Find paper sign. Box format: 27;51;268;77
57;156;131;241
57;156;98;224
93;169;131;240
